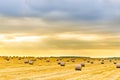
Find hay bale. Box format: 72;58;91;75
5;58;9;61
24;60;29;64
75;65;82;71
18;58;21;60
116;64;120;68
84;59;86;61
114;62;117;64
56;59;59;61
87;61;90;63
71;58;75;60
29;60;34;65
57;61;61;65
32;59;36;61
101;61;104;64
91;62;94;64
6;58;9;61
66;60;70;62
59;58;62;60
71;60;75;63
46;60;50;62
80;63;85;67
101;60;104;62
109;60;112;62
60;62;65;66
56;58;62;61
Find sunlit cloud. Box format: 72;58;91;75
0;34;47;43
56;33;103;41
2;36;46;43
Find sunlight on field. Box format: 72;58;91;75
0;56;120;80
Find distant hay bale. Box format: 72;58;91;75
114;62;117;64
57;61;61;65
91;62;94;64
6;58;9;61
29;60;34;65
71;60;75;62
59;58;62;60
71;58;75;60
56;58;62;61
98;59;101;61
18;58;21;60
24;60;29;64
32;59;36;61
116;64;120;68
46;60;50;62
5;57;9;61
84;59;86;61
87;61;90;63
66;60;70;62
75;65;82;71
56;59;59;61
101;61;104;64
39;58;42;60
60;62;65;66
44;58;47;60
109;60;112;62
80;63;85;67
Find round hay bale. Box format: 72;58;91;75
71;60;75;63
29;60;34;65
87;61;90;63
101;60;104;62
84;59;86;61
75;65;82;71
59;58;62;60
116;64;120;68
80;63;85;67
71;58;75;60
91;62;94;64
24;60;29;64
7;58;9;61
57;61;61;65
60;62;65;66
5;58;9;61
46;60;50;62
66;60;70;62
32;59;36;61
109;60;112;62
114;62;117;64
39;58;42;60
56;59;59;61
18;58;21;60
101;61;104;64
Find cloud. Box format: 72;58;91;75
0;0;120;21
56;33;103;41
0;32;119;50
0;16;120;37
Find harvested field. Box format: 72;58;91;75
0;57;120;80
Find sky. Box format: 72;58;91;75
0;0;120;57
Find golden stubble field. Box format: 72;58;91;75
0;56;120;80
